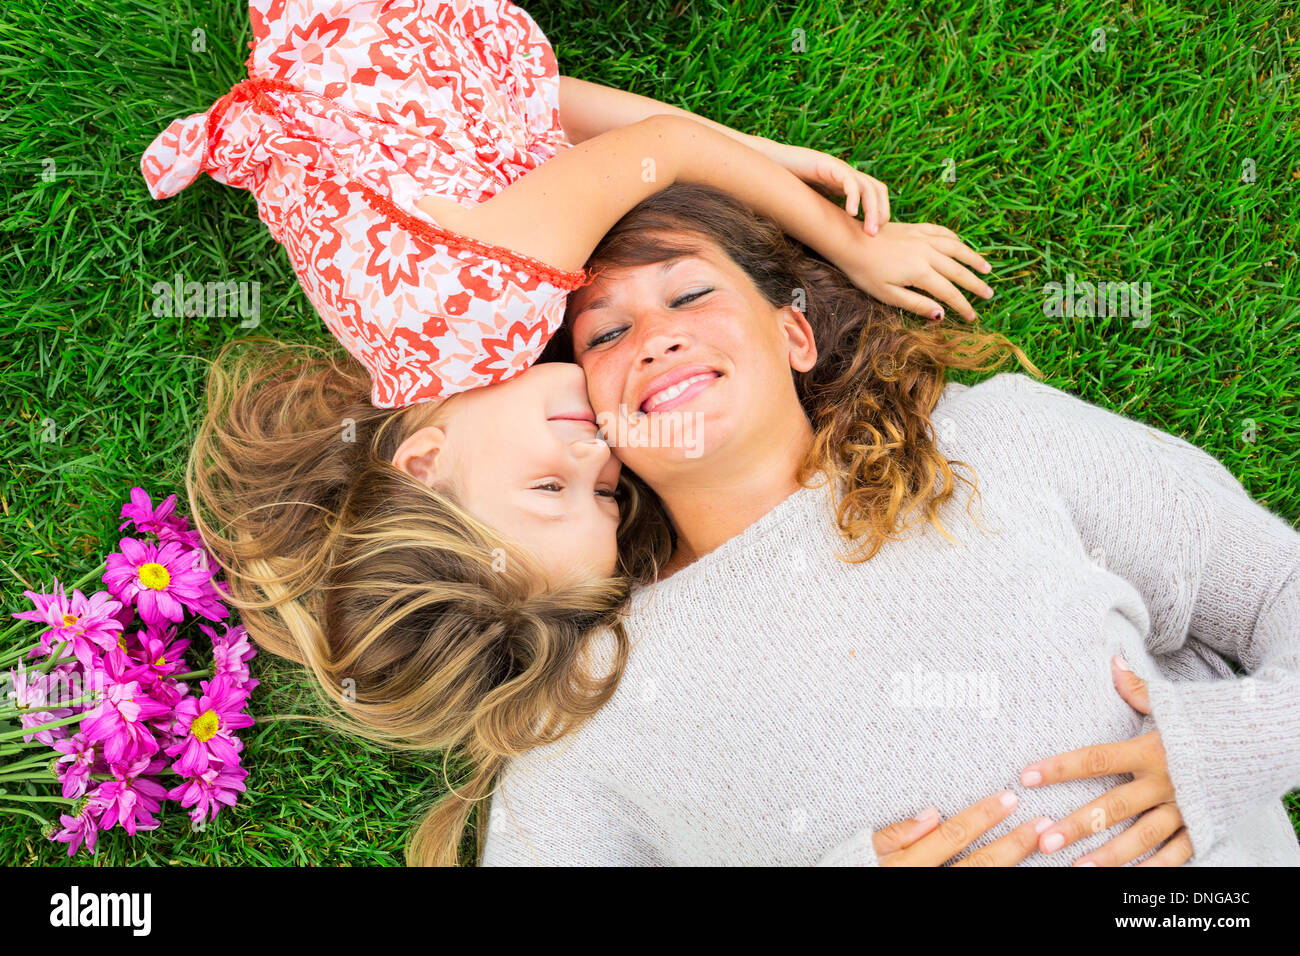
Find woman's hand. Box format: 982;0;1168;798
749;137;891;234
1019;655;1193;867
874;790;1054;866
827;220;995;323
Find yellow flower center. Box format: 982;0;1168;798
118;633;128;651
191;709;220;742
155;655;166;666
62;613;79;626
138;562;170;590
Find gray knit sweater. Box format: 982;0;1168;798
480;373;1300;866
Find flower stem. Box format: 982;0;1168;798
0;711;82;741
171;669;212;681
0;793;75;805
36;642;71;676
0;643;42;670
0;771;51;784
0;741;47;756
2;804;50;826
0;753;52;774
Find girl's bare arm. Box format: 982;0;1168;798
556;75;893;236
417;113;855;275
556;74;763;150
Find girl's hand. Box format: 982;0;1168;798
750;137;891;234
828;220;995;323
874;790;1054;866
1019;656;1193;867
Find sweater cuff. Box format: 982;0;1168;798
1144;670;1300;859
814;825;882;866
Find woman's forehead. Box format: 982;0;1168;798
578;248;726;301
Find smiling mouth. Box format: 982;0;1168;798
640;371;721;414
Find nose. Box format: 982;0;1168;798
570;434;612;464
634;310;691;367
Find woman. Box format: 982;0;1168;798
479;182;1300;866
163;0;993;865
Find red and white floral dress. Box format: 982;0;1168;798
141;0;592;407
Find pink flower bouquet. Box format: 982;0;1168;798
0;488;257;857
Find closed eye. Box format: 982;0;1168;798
672;288;711;307
587;326;623;349
534;482;622;501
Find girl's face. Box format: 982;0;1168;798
566;236;816;482
392;361;623;584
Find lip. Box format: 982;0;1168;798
636;364;721;413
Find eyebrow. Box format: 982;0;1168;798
572;255;702;319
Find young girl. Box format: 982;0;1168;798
482;182;1300;866
146;1;994;864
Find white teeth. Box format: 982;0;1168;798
644;373;714;412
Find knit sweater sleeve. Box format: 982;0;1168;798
968;372;1300;859
813;827;882;866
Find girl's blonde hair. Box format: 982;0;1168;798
187;338;669;865
545;182;1043;562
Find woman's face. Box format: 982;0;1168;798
392;361;622;584
565;235;816;482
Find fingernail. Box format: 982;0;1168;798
1042;831;1065;853
1113;655;1132;672
912;807;938;823
1074;859;1096;867
984;286;995;298
1033;817;1054;834
931;310;943;321
998;790;1018;809
1021;769;1043;786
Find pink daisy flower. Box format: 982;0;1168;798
52;732;100;800
103;538;226;628
165;674;254;776
203;622;259;689
11;583;125;668
50;805;102;858
136;625;191;679
169;763;249;825
119;487;180;534
120;487;207;550
89;755;170;836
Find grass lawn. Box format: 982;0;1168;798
1;0;1296;865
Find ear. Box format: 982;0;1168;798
779;306;818;373
391;425;453;488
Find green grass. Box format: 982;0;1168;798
1;0;1296;864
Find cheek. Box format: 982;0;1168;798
578;354;624;414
